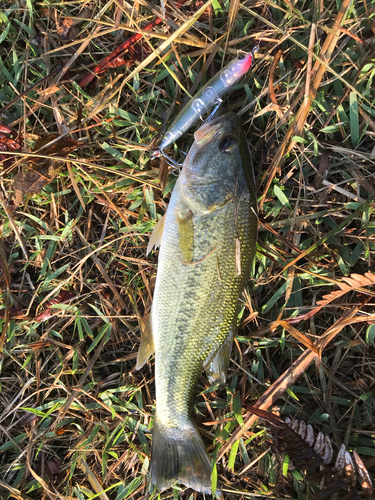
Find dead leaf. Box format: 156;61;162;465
57;17;73;37
38;85;62;97
44;457;62;476
13;161;57;209
269;49;284;120
0;304;26;319
101;56;134;70
33;135;80;155
36;290;75;322
12;135;80;209
277;320;319;356
0;123;22;167
287;272;375;326
313;150;330;189
35;457;64;483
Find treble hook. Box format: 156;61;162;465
203;96;223;125
151;149;182;170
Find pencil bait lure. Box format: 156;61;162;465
152;51;255;158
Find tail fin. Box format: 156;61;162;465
151;417;217;494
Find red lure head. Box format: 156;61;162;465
220;52;253;87
235;52;253;76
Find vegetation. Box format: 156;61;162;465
0;0;374;498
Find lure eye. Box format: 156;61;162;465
219;136;237;153
238;54;246;60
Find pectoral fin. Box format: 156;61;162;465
177;209;194;263
204;323;236;385
136;315;155;370
147;215;165;255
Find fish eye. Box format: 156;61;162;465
238;54;246;60
219;136;237;153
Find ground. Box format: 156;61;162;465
0;0;374;499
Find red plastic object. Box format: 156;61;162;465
79;0;190;88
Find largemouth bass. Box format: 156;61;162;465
137;112;258;493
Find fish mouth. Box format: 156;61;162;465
194;112;239;146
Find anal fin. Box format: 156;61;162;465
136;315;155;370
147;214;165;255
204;322;236;385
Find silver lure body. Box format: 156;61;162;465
158;52;253;152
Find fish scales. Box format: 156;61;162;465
155;198;253;420
137;112;258;493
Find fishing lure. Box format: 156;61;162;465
152;50;255;159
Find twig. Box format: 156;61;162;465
77;457;111;500
304;20;316;99
0;70;58;114
321;179;366;203
0;480;33;500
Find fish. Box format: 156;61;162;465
137;112;258;493
155;52;254;155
